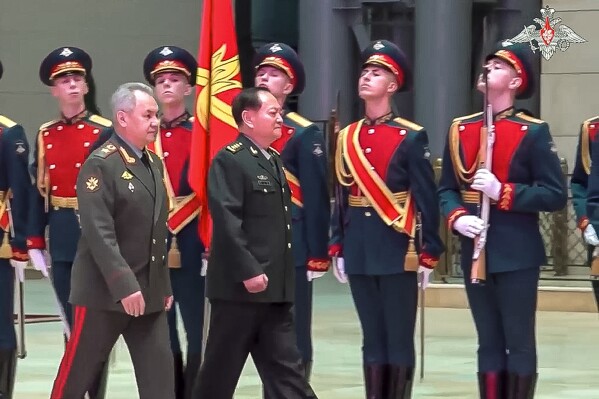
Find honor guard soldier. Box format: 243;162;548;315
0;60;30;399
329;40;444;398
253;42;330;383
438;42;567;398
570;115;599;308
27;47;112;398
142;46;205;399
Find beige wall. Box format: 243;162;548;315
0;0;202;145
541;0;599;170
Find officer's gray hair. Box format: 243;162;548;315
110;82;155;120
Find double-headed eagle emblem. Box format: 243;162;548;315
503;5;586;60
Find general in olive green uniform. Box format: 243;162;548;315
193;130;317;399
50;134;174;399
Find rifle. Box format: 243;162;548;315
417;211;425;381
328;91;341;197
470;65;495;284
4;196;27;359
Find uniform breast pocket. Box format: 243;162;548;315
250;180;278;215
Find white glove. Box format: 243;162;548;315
28;249;49;277
307;271;326;281
584;224;599;246
332;257;348;284
471;169;501;201
418;265;433;290
10;260;27;283
454;215;485;239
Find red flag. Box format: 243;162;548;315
189;0;242;249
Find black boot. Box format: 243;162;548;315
173;352;185;399
184;353;202;399
0;350;16;399
387;365;413;399
364;364;388;399
478;371;506;399
86;360;109;399
507;373;537;399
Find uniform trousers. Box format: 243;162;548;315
50;306;174;399
192;299;318;399
51;261;74;326
348;273;418;366
293;269;313;364
464;267;540;374
0;261;15;350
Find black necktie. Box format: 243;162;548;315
268;156;279;179
141;152;153;175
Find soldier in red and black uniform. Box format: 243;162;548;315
27;47;112;399
330;40;443;398
142;46;205;399
253;42;330;386
438;42;567;398
0;60;30;399
570;116;599;308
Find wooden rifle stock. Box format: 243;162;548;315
471;102;494;284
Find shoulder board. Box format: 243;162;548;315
226;141;244;154
515;112;544;125
39;119;60;131
0;115;17;128
452;112;483;124
286;112;313;128
95;141;119;159
188;116;195;122
88;114;113;127
393;117;424;131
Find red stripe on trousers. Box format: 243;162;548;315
50;305;87;399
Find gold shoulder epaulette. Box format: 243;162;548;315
393;117;424;131
516;113;544;124
286;112;313;128
88;114;113;127
226;142;243;153
0;115;17;128
39;119;60;131
452;112;483;124
96;142;118;158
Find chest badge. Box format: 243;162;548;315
121;171;134;180
312;143;323;156
128;182;135;192
257;175;268;180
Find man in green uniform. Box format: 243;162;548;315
50;82;175;399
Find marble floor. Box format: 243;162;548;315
11;275;599;398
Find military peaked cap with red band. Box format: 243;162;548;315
361;40;412;92
39;47;92;86
486;41;536;100
143;46;197;86
254;42;305;95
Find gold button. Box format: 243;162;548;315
152;239;156;244
151;256;155;261
284;206;288;211
365;211;372;217
288;243;291;248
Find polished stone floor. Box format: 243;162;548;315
11;275;599;398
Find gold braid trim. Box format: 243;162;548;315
449;120;478;184
335;123;358;187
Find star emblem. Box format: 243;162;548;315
269;43;282;53
373;41;385;50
